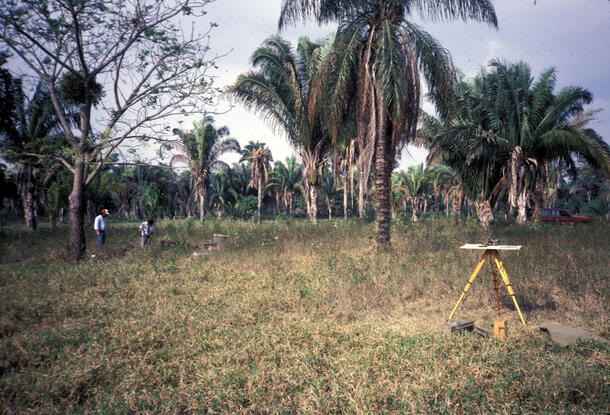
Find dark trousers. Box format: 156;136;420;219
96;230;106;248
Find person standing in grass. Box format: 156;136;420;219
139;219;155;250
94;208;109;260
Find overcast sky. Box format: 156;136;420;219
7;1;608;169
197;0;610;169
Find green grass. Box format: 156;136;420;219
0;218;608;413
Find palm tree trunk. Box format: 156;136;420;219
350;165;355;211
20;187;36;232
257;176;263;225
356;35;376;219
516;188;528;224
357;173;368;218
476;199;494;228
411;197;418;222
304;181;312;219
327;196;332;220
310;185;318;222
374;115;394;248
454;189;464;226
508;148;521;216
17;166;36;232
302;165;314;221
275;191;281;217
532;178;545;222
198;187;206;223
343;175;349;220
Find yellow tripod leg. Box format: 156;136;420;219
491;260;500;312
492;252;526;325
448;251;488;320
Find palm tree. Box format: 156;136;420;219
417;85;501;228
176;171;197;218
208;171;237;219
225;36;335;222
167;117;240;223
421;61;610;225
85;170;119;217
320;171;340;220
333;138;357;219
267;156;303;217
474;61;608;223
228;162;251;198
395;164;431;222
0;78;73;231
427;163;456;217
241;141;273;224
279;0;498;246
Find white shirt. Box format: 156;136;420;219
94;215;106;231
140;222;154;236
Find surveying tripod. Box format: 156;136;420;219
448;244;526;325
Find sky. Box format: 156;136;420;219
5;1;609;169
196;0;610;169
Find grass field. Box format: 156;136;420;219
1;217;608;414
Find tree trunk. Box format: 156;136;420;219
68;164;86;260
454;188;464;226
198;187;206;224
327;197;332;220
374;116;394;248
350;165;355;211
532;179;545;222
343;175;349;220
275;191;281;217
257;176;263;225
476;199;494;228
358;171;367;218
289;194;294;218
309;185;318;222
302;166;313;221
304;182;312;219
516;188;528;224
121;200;129;218
411;198;418;222
21;187;37;232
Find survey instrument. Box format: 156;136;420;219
448;243;526;325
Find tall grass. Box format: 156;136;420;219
1;218;608;413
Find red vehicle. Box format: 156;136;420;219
541;208;590;224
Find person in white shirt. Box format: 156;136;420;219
139;219;155;250
94;208;109;259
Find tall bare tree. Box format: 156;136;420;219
1;0;221;258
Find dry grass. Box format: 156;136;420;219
0;217;608;413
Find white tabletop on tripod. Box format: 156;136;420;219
460;244;522;250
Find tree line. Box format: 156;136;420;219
1;1;609;260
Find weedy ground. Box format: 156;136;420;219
0;217;608;414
